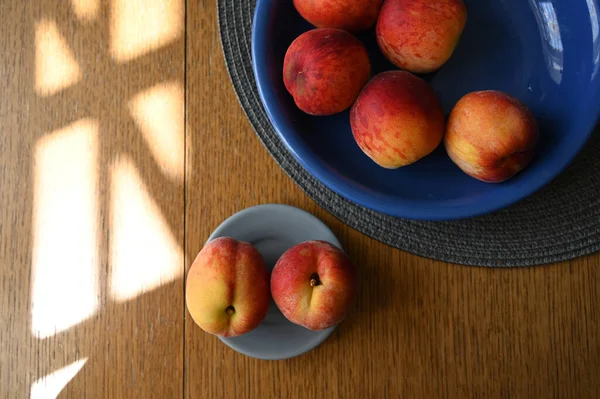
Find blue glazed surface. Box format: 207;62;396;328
252;0;600;220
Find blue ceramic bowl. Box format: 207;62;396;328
252;0;600;220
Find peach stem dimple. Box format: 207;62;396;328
225;305;235;316
309;273;322;287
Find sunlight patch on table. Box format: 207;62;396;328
128;82;184;179
110;157;182;302
110;0;183;62
30;358;88;399
31;119;99;339
35;19;81;97
71;0;100;22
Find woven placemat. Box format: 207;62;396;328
217;0;600;267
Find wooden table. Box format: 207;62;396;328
1;1;599;397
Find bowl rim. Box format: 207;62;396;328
251;0;600;221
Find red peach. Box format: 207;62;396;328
293;0;383;33
283;28;371;116
185;237;270;337
444;91;539;183
271;241;357;331
350;70;445;168
376;0;467;73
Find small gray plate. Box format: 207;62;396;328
207;204;339;360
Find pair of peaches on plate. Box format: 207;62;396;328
186;237;356;337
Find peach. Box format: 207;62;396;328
444;91;539;183
376;0;467;73
271;241;357;331
185;237;270;337
293;0;383;33
283;28;371;116
350;70;445;168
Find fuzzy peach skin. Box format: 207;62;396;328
445;91;539;183
376;0;467;73
350;70;445;168
283;28;371;116
185;237;270;337
271;241;357;331
293;0;383;33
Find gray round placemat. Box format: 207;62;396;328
217;0;600;267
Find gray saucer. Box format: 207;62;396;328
207;204;339;360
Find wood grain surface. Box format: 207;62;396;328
1;0;599;397
1;0;184;397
